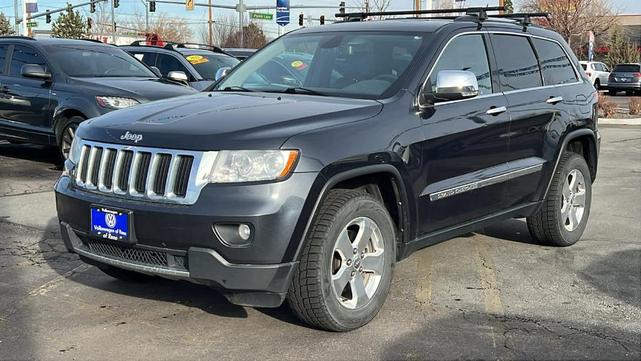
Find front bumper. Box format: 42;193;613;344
55;172;319;307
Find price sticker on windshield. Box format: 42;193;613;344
186;55;209;65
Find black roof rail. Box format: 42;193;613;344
0;35;36;41
80;38;109;44
335;6;504;21
490;12;549;31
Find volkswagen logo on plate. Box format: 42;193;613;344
105;213;117;229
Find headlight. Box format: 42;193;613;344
68;135;83;165
95;96;140;109
207;150;299;183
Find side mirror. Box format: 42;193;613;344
434;70;479;101
167;71;189;84
215;67;232;81
150;66;162;78
22;64;52;81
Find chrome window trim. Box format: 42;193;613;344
428;164;543;201
418;30;583;108
72;139;217;205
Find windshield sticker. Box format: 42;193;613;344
291;60;307;70
186;55;209;65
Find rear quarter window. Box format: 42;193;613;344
532;38;578;85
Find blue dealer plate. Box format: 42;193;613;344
90;207;129;241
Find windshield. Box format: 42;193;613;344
184;53;240;80
613;64;640;72
45;45;156;78
214;32;428;99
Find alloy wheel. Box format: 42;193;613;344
561;169;586;231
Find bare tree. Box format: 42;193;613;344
521;0;619;44
127;12;192;43
86;2;115;40
350;0;391;19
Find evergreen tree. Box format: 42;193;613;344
504;0;514;14
606;25;640;68
51;6;88;39
0;12;15;36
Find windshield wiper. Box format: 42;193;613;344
280;87;327;96
219;86;254;92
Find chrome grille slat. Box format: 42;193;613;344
72;140;210;205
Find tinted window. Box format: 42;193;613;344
216;32;427;99
532;38;577;85
10;45;48;76
492;35;542;91
613;64;640;72
580;63;587;70
131;51;157;67
45;45;155;77
429;34;492;96
183;53;239;80
0;45;7;75
156;54;192;80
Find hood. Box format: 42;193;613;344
78;92;383;150
69;77;197;101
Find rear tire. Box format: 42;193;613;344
626;90;633;96
593;79;600;90
527;152;592;247
287;189;395;331
97;264;156;282
56;116;84;160
608;89;617;96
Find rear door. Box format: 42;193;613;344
416;33;511;235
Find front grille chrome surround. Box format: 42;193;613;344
73;140;217;205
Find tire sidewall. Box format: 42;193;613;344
319;196;395;330
56;116;84;159
554;154;592;245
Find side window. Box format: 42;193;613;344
132;52;157;67
10;45;48;77
491;34;542;91
430;34;492;96
532;38;578;85
0;45;8;75
156;54;191;80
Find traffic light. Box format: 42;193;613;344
339;1;346;15
90;1;96;13
46;11;51;24
298;13;304;26
149;1;156;12
320;15;325;25
113;0;119;8
87;18;93;29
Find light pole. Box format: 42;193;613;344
140;0;149;33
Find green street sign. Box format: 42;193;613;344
250;12;273;20
26;21;38;28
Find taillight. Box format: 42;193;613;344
633;72;641;78
586;72;592;77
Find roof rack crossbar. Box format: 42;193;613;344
335;6;504;21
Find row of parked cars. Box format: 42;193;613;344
0;36;253;158
580;60;641;96
1;11;603;331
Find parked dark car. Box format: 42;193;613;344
0;37;197;158
607;63;641;95
123;43;240;90
56;9;600;331
223;47;257;60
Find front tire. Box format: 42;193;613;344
56;116;84;160
287;189;395;331
527;153;592;246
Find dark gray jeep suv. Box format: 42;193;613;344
55;8;600;331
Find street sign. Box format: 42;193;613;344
186;0;194;11
25;0;38;13
250;12;274;20
276;0;290;26
26;21;38;28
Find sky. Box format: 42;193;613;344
2;0;640;39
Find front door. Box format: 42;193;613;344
416;33;511;235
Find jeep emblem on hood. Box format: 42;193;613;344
120;131;143;143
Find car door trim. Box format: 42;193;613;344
424;163;543;202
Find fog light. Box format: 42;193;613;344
238;224;251;240
214;223;253;247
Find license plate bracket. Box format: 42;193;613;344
90;206;131;242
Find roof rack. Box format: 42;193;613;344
335;6;504;21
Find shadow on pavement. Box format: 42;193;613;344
38;219;249;320
0;142;62;169
580;248;641;309
383;310;641;360
478;219;539;245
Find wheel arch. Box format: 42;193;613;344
288;164;414;264
53;108;87;144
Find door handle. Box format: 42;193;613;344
486;106;507;116
546;96;563;104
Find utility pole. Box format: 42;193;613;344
208;0;213;46
238;0;244;48
111;0;117;43
14;0;20;35
499;0;504;14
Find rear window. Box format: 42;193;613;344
613;64;640;72
532;38;577;85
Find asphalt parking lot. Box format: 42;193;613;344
0;127;639;360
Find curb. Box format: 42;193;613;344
598;118;641;126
